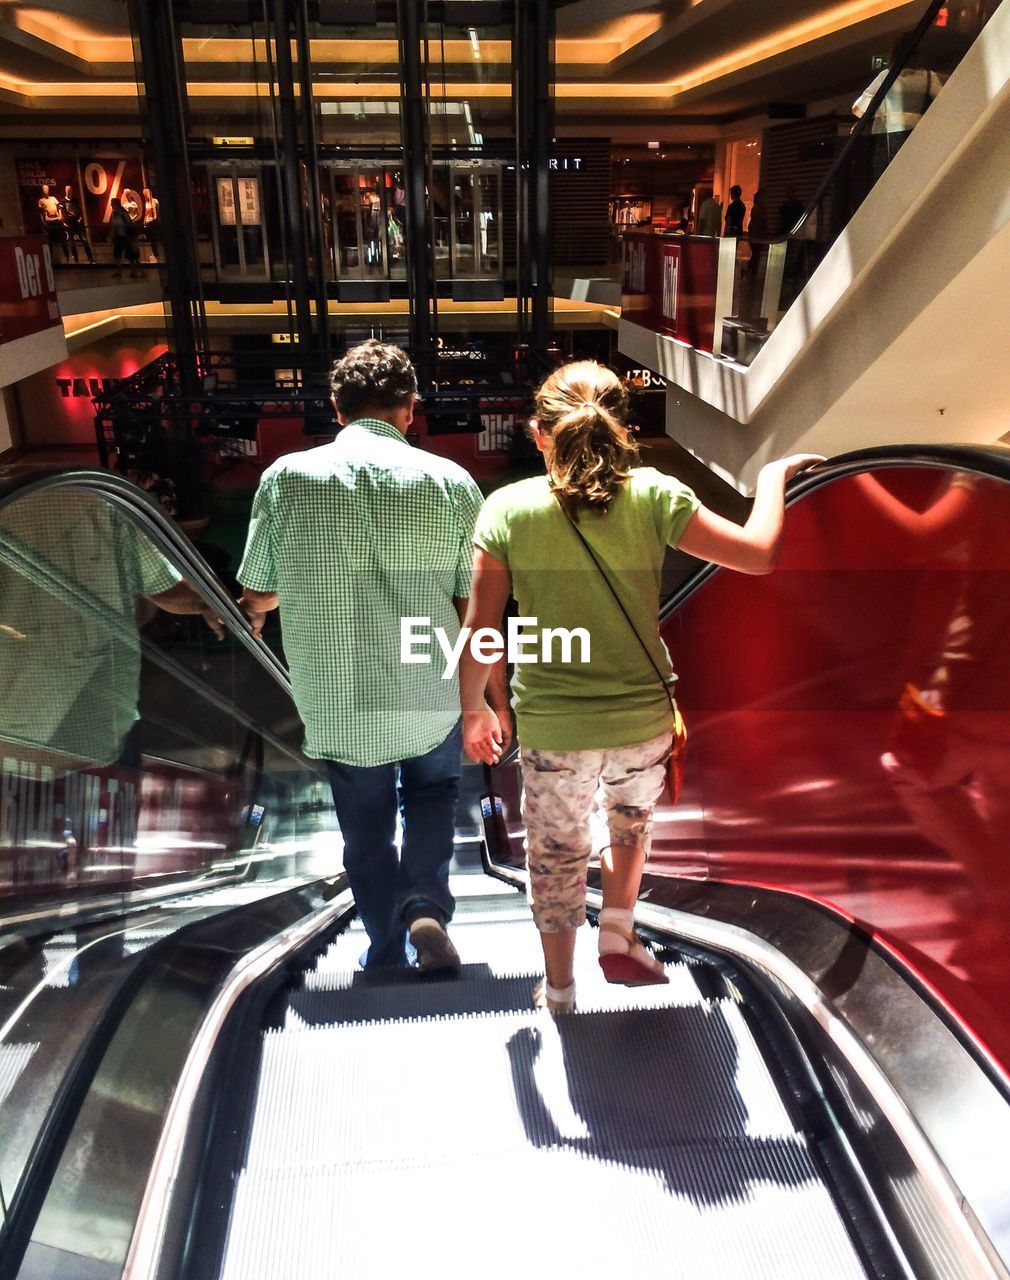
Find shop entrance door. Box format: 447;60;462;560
210;166;270;279
437;163;503;280
325;161;503;284
327;165;406;282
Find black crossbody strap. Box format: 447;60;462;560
560;503;676;714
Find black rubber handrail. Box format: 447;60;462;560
0;465;291;690
781;0;947;242
661;442;1010;619
635;0;948;250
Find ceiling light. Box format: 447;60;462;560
647;141;659;150
468;28;481;60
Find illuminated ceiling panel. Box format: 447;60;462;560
0;0;926;124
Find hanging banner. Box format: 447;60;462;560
80;156;146;240
0;236;62;345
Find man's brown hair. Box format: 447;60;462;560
330;339;418;419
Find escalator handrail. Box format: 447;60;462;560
661;442;1010;620
783;0;946;242
0;465;291;692
0;880;351;1280
630;0;947;250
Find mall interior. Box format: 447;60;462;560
1;2;1010;1278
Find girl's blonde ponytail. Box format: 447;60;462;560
534;361;638;520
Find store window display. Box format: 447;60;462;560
143;188;161;262
60;184;95;264
36;184;69;262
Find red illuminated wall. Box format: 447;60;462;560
653;463;1010;1076
17;336;169;448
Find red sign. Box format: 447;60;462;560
0;236;62;345
621;231;719;352
80;156;147;241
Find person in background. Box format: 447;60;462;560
109;198;141;278
695;191;722;237
777;186;805;237
142;188;161;262
60;184;94;264
852;34;945;181
744;188;770;308
37;185;68;262
459;360;822;1013
724;185;746;238
238;340;511;975
748;188;769;239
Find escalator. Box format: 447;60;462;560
206;891;886;1280
2;452;1010;1280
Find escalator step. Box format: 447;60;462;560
225;988;868;1280
220;886;872;1280
289;966;542;1026
297;918;707;1016
248;998;797;1176
222;1141;867;1280
0;1041;38;1110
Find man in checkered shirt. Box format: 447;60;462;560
238;340;510;973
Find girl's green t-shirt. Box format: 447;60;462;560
473;467;699;750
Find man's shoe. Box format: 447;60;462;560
408;917;461;974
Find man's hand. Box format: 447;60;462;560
147;581;225;640
486;694;513;755
238;589;279;640
244;608;269;640
198;604;226;640
463;704;504;765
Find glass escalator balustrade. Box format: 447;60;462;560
0;476;339;1243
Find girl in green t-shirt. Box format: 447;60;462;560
460;360;821;1013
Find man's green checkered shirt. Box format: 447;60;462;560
238;418;483;766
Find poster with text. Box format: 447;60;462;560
15;158;81;234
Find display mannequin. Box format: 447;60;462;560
60;184;95;264
142;187;161;262
37;184;69;261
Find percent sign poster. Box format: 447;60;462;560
80;156;147;240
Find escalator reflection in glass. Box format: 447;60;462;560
0;475;341;1251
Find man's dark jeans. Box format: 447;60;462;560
325;720;462;969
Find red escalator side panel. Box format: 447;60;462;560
656;465;1010;1075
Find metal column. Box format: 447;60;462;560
269;0;315;356
514;0;554;362
128;0;204;385
397;0;436;390
294;0;330;358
